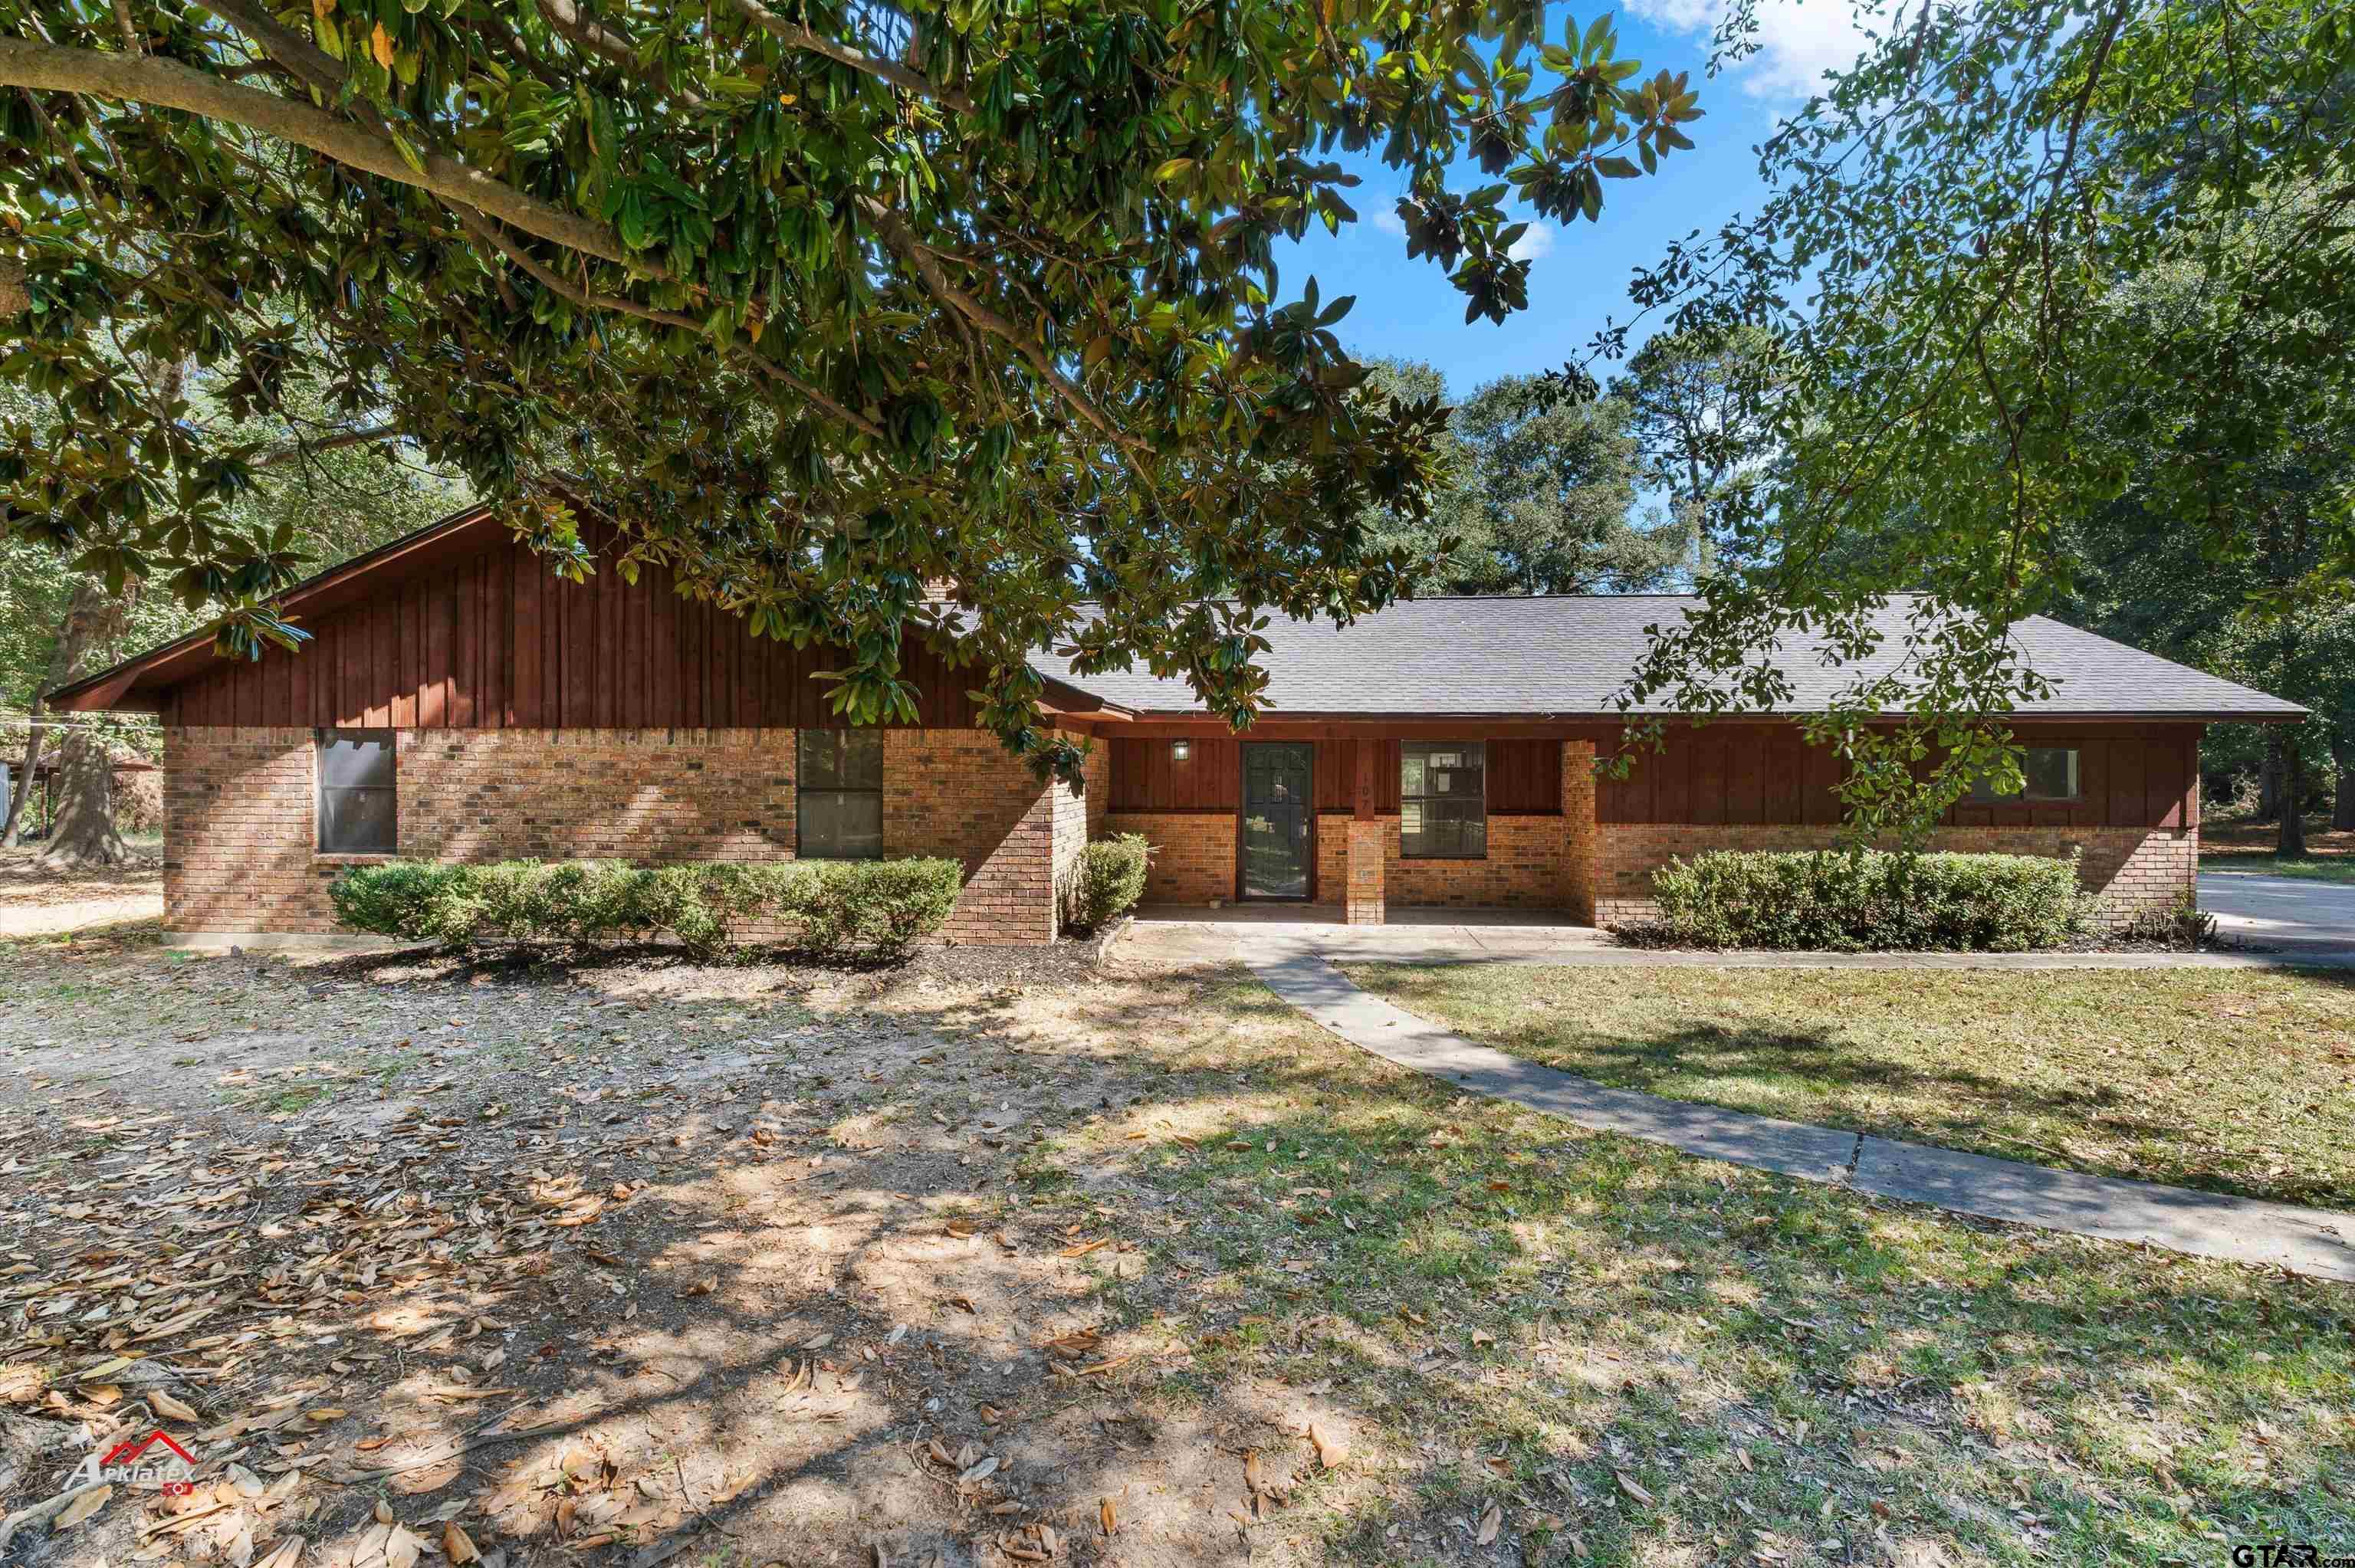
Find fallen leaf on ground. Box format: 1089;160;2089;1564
54;1484;111;1530
1475;1501;1502;1545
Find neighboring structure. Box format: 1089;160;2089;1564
51;505;2306;943
1;749;161;839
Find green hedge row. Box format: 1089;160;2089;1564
327;857;962;956
1627;848;2094;951
1063;833;1151;933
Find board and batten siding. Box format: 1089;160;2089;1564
1107;725;2199;832
1105;736;1565;817
1595;725;2200;831
163;530;989;731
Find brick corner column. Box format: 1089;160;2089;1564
1561;738;1598;925
1345;818;1386;925
1345;740;1385;923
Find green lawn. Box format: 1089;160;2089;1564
1015;967;2355;1566
1338;964;2355;1210
2202;853;2355;884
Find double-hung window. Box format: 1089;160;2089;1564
796;730;884;858
1400;741;1486;858
1966;746;2081;802
317;729;396;854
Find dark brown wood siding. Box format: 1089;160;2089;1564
1485;739;1562;814
1312;740;1398;814
1105;736;1241;812
164;529;993;730
1598;725;2200;831
1112;736;1564;816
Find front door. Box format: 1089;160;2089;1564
1240;743;1314;900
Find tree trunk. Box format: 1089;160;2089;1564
2334;733;2355;832
2258;752;2281;822
11;581;134;864
2275;728;2309;858
39;726;127;867
0;692;41;848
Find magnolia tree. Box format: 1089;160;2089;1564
0;0;1701;782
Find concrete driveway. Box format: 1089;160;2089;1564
2199;871;2355;953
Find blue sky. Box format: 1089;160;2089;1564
1274;0;1872;396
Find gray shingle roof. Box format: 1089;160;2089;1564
1027;595;2306;720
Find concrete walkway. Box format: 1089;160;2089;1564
1236;941;2355;1283
1125;913;2355;970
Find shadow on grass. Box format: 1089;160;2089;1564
7;950;2352;1566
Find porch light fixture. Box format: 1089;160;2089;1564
1171;740;1192;761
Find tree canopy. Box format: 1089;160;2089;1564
1598;0;2353;832
1361;359;1683;595
0;0;1702;781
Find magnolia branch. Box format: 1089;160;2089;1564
452;206;887;441
731;0;974;112
857;198;1141;451
248;424;400;467
0;38;629;267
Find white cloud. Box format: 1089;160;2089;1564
1370;207;1407;238
1625;0;1875;98
1508;220;1559;263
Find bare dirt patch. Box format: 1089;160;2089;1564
0;849;163;938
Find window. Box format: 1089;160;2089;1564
1968;746;2081;802
317;730;396;854
1400;741;1486;858
797;730;884;858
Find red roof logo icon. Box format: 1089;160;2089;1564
100;1430;196;1468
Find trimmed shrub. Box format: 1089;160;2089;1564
1063;834;1151;933
1626;848;2094;952
793;858;963;954
327;856;959;956
327;860;471;942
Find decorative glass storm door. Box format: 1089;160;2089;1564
1240;743;1313;900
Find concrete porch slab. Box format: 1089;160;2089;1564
1129;904;1613;963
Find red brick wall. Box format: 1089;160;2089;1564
1102;812;1236;904
1343;819;1384;924
1595;823;2198;931
881;729;1063;943
1312;814;1575;909
165;727;333;934
1050;730;1092;928
163;726;1068;944
1562;740;1598;924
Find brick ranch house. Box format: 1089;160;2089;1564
52;504;2304;945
